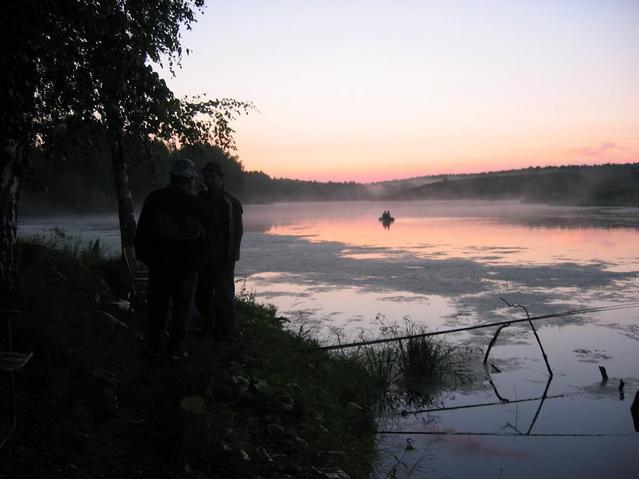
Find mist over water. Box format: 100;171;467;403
19;200;639;478
239;201;638;335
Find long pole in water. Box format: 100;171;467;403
316;303;639;351
402;392;565;416
376;430;639;438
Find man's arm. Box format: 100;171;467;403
229;195;243;261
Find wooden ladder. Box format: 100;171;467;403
1;309;33;449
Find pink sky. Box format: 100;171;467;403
162;1;639;183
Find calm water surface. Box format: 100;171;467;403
20;200;639;478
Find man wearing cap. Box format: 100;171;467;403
135;158;213;358
195;161;243;340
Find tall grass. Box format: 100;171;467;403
337;316;476;403
398;333;448;379
360;343;398;391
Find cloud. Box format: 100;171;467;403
569;142;627;158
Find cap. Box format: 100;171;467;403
171;159;198;179
202;161;224;177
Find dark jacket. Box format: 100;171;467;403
135;185;213;271
199;187;243;264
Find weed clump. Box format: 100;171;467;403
338;316;476;406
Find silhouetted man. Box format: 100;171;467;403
135;159;213;358
195;161;243;340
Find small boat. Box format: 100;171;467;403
379;211;395;223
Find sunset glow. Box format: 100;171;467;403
265;215;639;265
163;1;639;182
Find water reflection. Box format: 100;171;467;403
19;214;121;253
398;374;556;436
379;217;394;230
240;202;639;478
243;272;457;340
263;211;639;266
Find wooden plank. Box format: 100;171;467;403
123;246;149;303
0;351;33;373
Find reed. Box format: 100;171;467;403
337;317;475;398
397;334;447;380
359;343;398;391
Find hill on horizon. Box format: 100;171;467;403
384;163;639;206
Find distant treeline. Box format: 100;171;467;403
390;163;639;206
20;138;372;215
242;171;370;203
21;147;639;215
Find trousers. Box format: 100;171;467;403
147;267;198;346
194;261;237;340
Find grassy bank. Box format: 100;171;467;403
0;240;383;478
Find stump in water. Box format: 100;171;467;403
598;366;608;382
631;391;639;432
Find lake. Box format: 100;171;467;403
19;200;639;478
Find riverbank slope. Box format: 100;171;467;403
0;242;380;478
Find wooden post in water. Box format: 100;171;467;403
500;298;553;377
631;391;639;432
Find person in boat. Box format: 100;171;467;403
134;159;213;359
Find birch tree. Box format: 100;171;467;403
0;0;251;306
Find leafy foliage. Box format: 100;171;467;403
21;141;251;214
2;0;253;283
